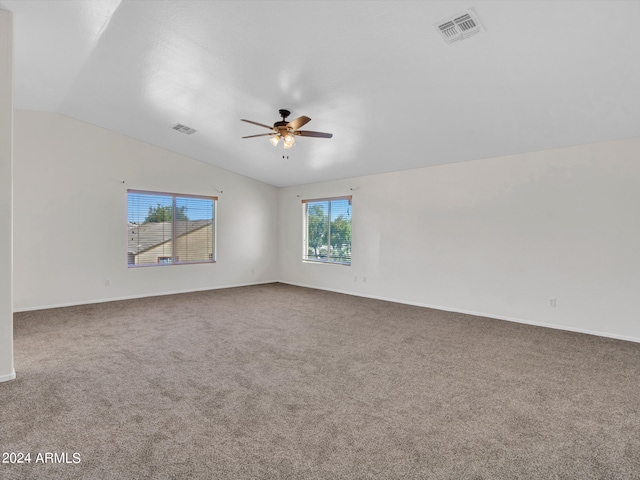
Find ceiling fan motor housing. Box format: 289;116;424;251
275;109;291;130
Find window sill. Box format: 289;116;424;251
128;261;217;268
302;259;351;266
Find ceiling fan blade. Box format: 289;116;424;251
287;115;311;130
241;133;276;139
295;130;333;138
240;119;274;130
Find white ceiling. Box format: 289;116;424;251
2;0;639;187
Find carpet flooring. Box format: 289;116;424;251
1;283;640;479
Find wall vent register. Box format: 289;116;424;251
435;8;484;44
172;123;198;135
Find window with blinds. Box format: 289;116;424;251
127;190;216;267
302;196;352;265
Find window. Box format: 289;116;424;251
127;190;217;267
302;196;352;265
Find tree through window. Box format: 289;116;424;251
302;196;351;265
127;190;217;267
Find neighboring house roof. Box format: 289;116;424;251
128;220;212;255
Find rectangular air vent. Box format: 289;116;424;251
172;123;197;135
435;8;484;45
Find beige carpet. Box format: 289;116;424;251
1;283;639;479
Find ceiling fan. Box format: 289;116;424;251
241;109;333;149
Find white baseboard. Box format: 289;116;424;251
278;281;640;344
0;370;16;383
12;280;278;313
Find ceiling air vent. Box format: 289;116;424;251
435;8;484;45
172;123;197;135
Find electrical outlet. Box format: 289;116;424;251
105;279;111;287
549;298;556;307
363;276;367;283
354;275;358;282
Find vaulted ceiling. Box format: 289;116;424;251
2;0;639;187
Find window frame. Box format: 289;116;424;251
302;195;352;266
127;189;217;268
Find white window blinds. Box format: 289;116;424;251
128;190;216;267
302;196;352;265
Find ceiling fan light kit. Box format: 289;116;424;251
241;109;332;150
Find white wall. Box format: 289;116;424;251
0;9;15;382
278;137;640;342
13;111;279;310
11;108;640;344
